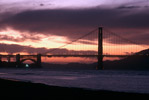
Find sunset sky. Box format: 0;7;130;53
0;0;149;56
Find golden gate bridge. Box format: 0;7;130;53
0;27;149;69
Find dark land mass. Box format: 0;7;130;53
0;78;149;98
0;61;38;68
104;49;149;70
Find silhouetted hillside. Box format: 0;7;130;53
104;49;149;70
135;49;149;55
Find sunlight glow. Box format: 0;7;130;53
0;28;147;56
0;29;70;49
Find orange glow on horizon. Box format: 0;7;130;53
0;28;148;56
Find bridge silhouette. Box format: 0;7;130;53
0;27;148;69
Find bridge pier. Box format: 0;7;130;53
0;56;1;62
97;27;103;70
37;54;41;68
16;54;20;67
7;56;11;62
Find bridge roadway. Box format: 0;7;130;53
0;54;148;58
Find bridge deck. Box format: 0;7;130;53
0;55;148;58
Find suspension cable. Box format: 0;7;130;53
42;28;98;55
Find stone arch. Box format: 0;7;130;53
20;59;37;64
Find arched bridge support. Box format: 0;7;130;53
15;54;42;68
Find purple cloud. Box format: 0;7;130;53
0;7;149;45
0;43;97;54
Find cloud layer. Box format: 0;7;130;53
0;0;149;54
0;7;149;44
0;43;97;55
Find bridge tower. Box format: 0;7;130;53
97;27;103;70
0;56;1;62
16;54;20;67
37;54;41;68
7;56;11;62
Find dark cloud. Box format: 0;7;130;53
0;43;47;54
0;34;42;42
0;35;23;42
40;4;44;6
144;6;149;8
0;43;97;55
0;7;149;44
117;5;141;9
77;40;97;45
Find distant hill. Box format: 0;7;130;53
104;49;149;70
135;49;149;55
42;62;97;70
